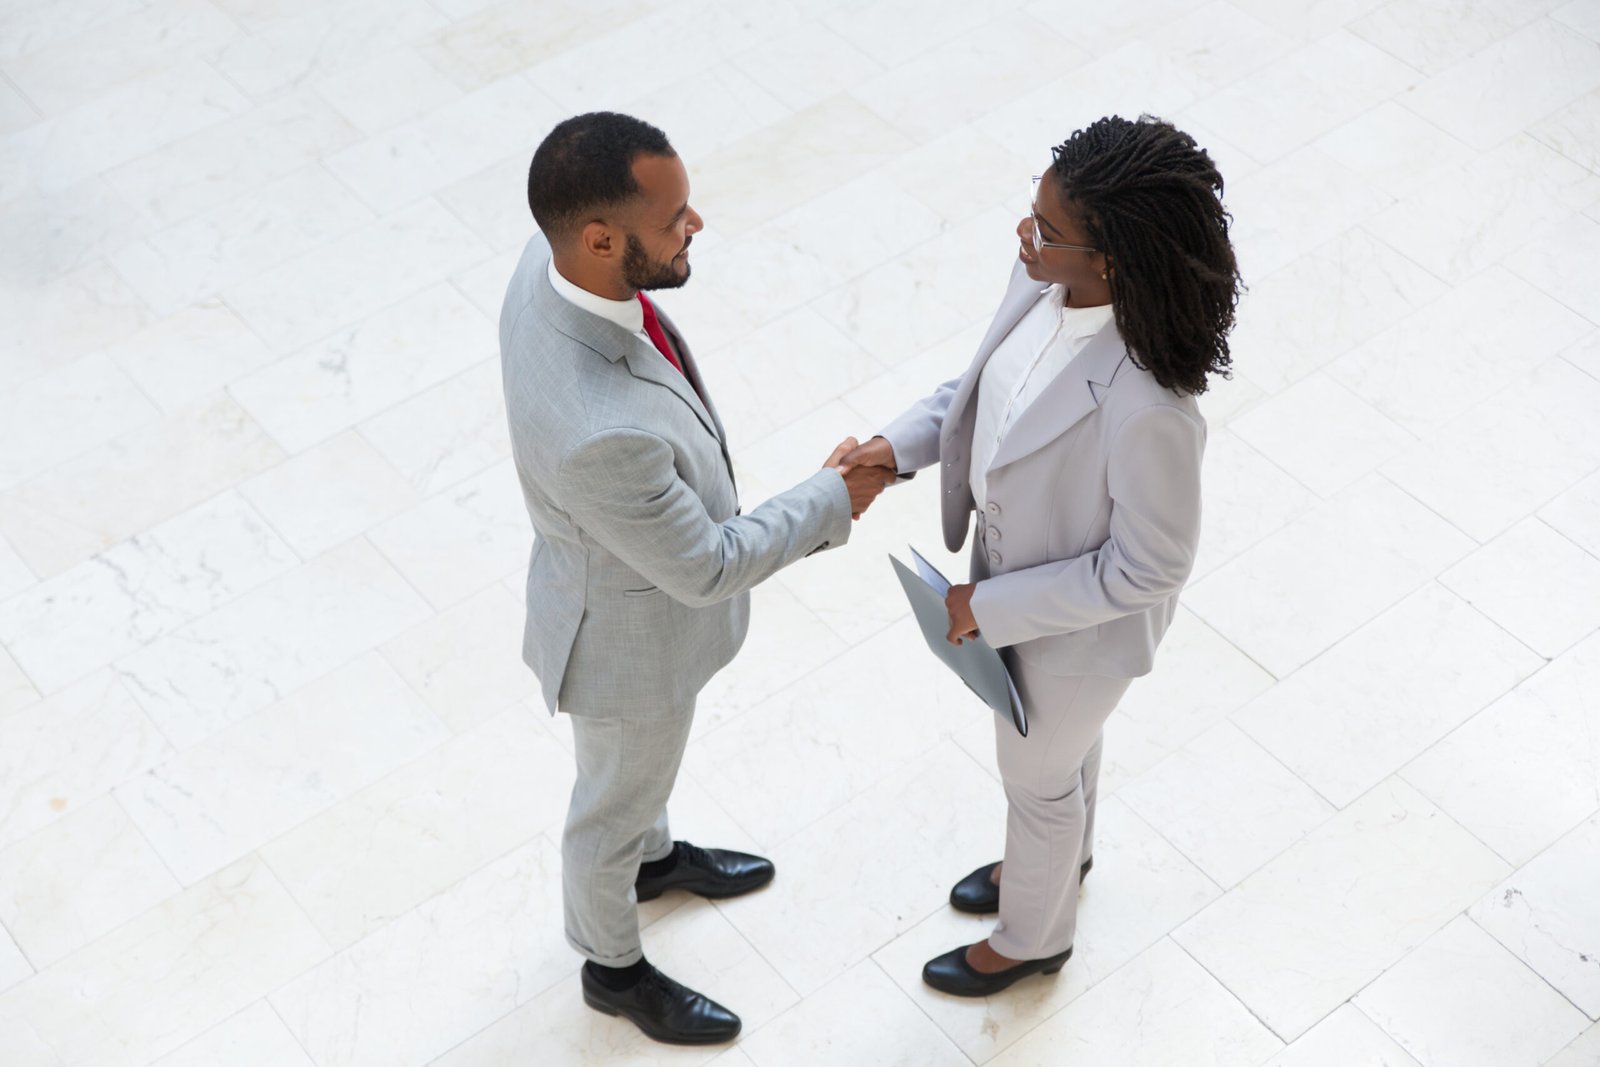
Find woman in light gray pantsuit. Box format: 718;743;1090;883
846;115;1243;997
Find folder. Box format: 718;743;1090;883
890;547;1027;737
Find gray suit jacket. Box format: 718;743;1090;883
881;260;1206;679
500;235;853;717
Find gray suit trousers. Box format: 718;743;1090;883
974;538;1132;960
990;670;1129;959
563;708;693;966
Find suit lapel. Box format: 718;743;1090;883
986;319;1129;473
946;260;1052;428
532;266;724;445
654;306;738;492
617;336;722;443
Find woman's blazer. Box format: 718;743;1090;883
879;259;1207;680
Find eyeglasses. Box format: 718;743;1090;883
1026;176;1099;254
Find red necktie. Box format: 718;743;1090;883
636;292;685;376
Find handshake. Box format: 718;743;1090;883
822;435;900;520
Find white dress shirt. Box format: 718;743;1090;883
970;285;1114;511
547;259;654;347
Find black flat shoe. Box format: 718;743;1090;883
922;943;1073;997
635;840;774;902
581;962;741;1045
948;856;1094;914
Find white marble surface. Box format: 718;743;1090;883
1548;1022;1600;1067
2;2;1597;1064
0;393;287;578
1119;721;1335;888
259;704;570;949
114;538;434;747
269;836;571;1067
1469;812;1600;1021
0;797;178;968
1441;517;1600;658
1383;354;1600;543
987;938;1282;1067
1232;582;1543;807
0;855;329;1067
1183;475;1474;677
1353;915;1588;1067
1402;629;1600;866
0;491;298;692
151;1001;315;1067
1173;777;1509;1040
115;654;450;885
1262;1004;1422;1067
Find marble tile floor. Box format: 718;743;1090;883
1;0;1598;1064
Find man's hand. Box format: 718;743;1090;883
824;437;861;474
946;582;979;645
825;437;891;518
842;464;893;519
841;436;897;473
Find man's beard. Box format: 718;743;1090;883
622;233;690;291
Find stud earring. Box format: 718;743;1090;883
1100;270;1108;280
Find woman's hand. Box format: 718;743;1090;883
946;582;979;645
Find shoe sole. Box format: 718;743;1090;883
582;992;742;1046
635;869;775;903
921;946;1074;997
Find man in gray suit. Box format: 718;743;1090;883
500;112;891;1045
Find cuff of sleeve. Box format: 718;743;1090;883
878;424;931;476
969;573;1024;649
811;467;855;553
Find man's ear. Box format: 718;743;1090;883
580;219;616;260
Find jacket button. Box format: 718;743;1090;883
987;528;1001;542
988;550;1002;565
987;502;1001;516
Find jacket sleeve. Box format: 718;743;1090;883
555;427;854;609
968;404;1205;647
878;373;965;475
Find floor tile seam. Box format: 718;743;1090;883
211;193;498;360
1116;726;1339;888
862;952;985;1067
1344;898;1596;1053
1501;250;1600;333
0;484;325;728
1165;931;1294;1051
99;156;384;319
1219;582;1548;793
1463;906;1600;1026
225;267;499;460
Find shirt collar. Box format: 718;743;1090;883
1046;284;1115;341
547;258;645;333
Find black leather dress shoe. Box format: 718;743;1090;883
948;856;1093;914
922;943;1072;997
581;963;741;1045
635;841;775;902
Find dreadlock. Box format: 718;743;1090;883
1049;115;1242;396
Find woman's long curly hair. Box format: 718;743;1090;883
1050;115;1242;396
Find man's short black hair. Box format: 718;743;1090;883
527;112;675;242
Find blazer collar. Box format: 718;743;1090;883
970;259;1051;374
530;259;723;443
986;316;1129;473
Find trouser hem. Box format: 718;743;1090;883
567;932;644;968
